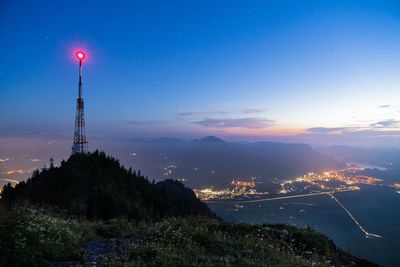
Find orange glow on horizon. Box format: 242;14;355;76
220;127;306;137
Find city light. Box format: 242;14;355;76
194;177;269;201
195;166;382;202
278;167;381;194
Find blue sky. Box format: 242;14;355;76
1;0;400;146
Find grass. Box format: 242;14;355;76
104;217;358;267
0;205;376;267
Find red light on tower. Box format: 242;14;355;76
75;51;86;61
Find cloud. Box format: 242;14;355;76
378;105;391;108
119;120;170;126
178;108;266;117
177;111;229;117
306;127;348;134
240;108;266;114
307;120;400;134
370;119;400;128
195;118;274;129
296;128;400;147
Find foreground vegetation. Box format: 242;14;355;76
0;205;378;267
106;217;378;267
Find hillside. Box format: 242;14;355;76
1;151;212;220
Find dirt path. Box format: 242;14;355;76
81;233;141;266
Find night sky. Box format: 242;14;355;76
1;0;400;146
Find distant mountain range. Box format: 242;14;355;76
316;145;400;167
123;136;342;188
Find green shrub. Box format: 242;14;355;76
94;217;135;238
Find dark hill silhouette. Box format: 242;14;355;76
1;151;213;220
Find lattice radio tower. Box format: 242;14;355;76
71;50;88;154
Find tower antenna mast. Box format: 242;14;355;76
72;51;88;154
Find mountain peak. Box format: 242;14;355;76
196;136;225;143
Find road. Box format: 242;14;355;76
205;188;383;239
328;193;383;238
